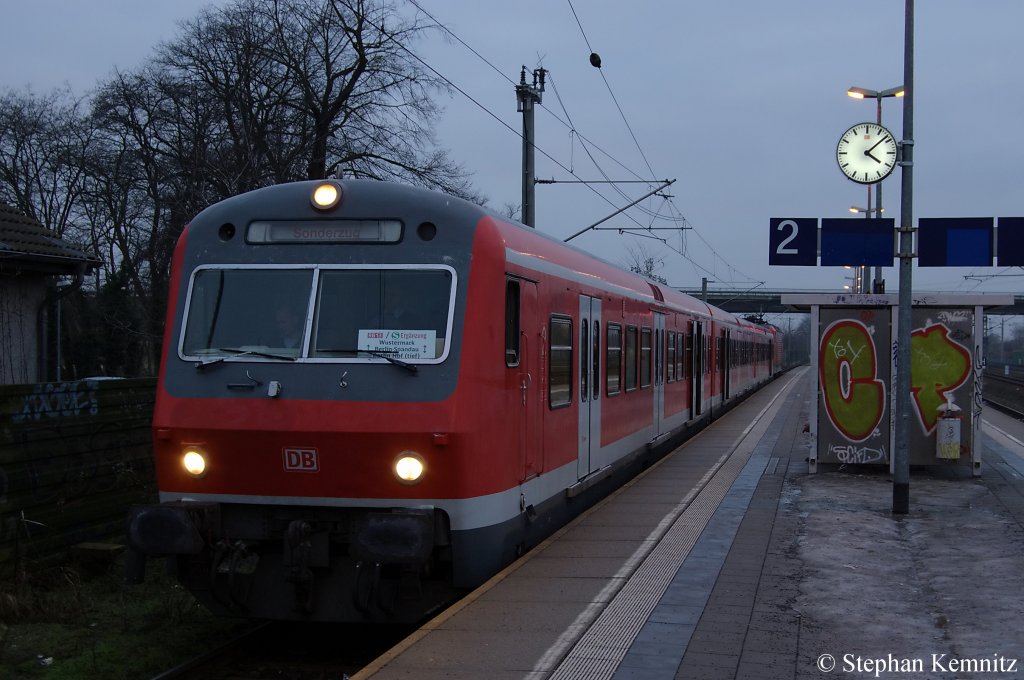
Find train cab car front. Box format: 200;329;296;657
134;180;507;622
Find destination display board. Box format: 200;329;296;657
997;217;1024;266
769;216;1022;268
819;218;895;266
918;217;993;267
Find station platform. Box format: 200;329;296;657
354;367;1024;680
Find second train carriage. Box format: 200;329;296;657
126;179;781;622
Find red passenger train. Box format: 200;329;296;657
126;179;782;622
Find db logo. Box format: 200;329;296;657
283;447;319;472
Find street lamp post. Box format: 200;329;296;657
842;265;860;293
893;0;915;515
847;85;904;293
847;205;884;293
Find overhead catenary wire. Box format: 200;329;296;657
545;71;676;224
407;0;667;203
562;0;762;286
566;0;658;182
402;1;762;286
408;0;686;227
399;1;657;234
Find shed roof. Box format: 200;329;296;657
0;203;100;275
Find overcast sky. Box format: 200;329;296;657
3;0;1023;295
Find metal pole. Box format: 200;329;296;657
874;96;885;293
516;67;544;228
522;94;535;228
893;0;914;514
863;185;872;293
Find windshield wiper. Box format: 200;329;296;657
318;348;418;374
195;347;298;369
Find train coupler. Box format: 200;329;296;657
210;539;258;611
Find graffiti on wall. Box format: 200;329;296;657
10;381;100;423
909;323;971;434
819;319;886;443
818;309;976;465
827;442;888;464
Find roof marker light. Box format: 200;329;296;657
311;182;342;210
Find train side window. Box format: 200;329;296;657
683;332;692;380
592;320;600;401
549;315;573;409
667;331;676;383
677;332;685;379
505;280;520;367
580;321;589;403
625;325;638;391
606;323;622;396
640;327;652;388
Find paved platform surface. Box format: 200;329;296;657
354;367;1024;680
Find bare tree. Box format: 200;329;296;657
157;1;307;195
152;0;480;200
624;242;668;284
0;87;93;238
262;0;478;198
0;0;484;377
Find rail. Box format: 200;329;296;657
983;364;1024;417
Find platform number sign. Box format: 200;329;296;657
769;218;817;266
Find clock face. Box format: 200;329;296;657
836;123;898;184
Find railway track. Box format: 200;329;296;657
150;621;413;680
984;364;1024;417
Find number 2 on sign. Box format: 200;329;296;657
776;219;799;255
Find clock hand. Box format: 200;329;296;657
864;138;886;163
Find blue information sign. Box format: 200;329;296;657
918;217;993;267
997;217;1024;266
768;218;817;266
819;218;895;266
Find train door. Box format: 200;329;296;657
692;319;704;416
723;329;732;400
506;278;541;481
577;295;601;479
653;313;666;433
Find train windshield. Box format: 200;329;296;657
180;266;454;363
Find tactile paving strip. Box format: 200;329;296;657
546;372;801;680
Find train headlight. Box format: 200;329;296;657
394;452;425;484
311;182;342;210
182;449;208;478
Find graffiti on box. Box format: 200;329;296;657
817;308;975;465
909;323;970;434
